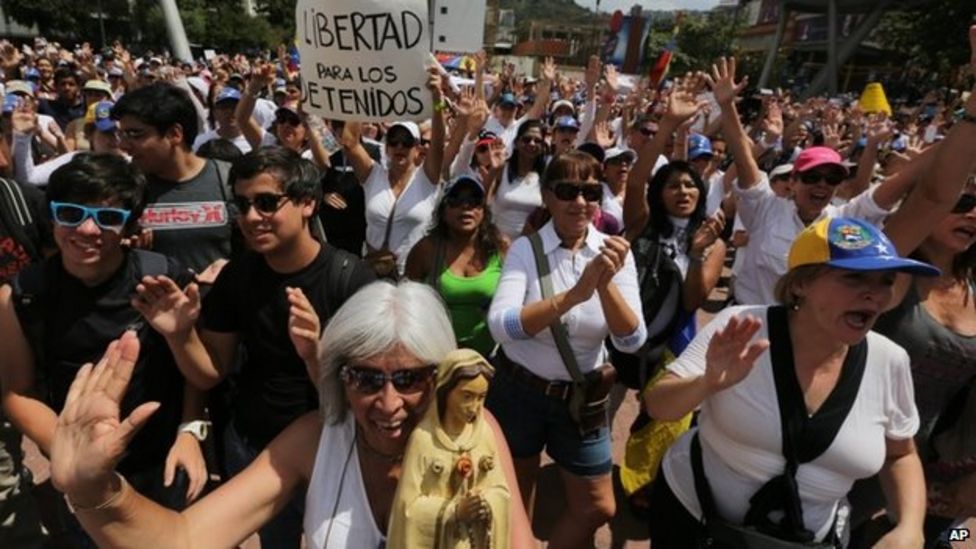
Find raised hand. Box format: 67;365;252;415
541;56;557;83
131;276;200;341
426;66;443;99
287;287;322;381
50;332;160;505
592;120;614;149
584;55;601;91
821;123;842;150
762;101;784;139
250;62;275;91
705;57;747;107
10;100;38;135
473;49;487;73
663;79;706;127
703;315;769;393
690;211;726;258
455;86;476;118
603;64;620;96
864;116;893;146
466;98;490;136
487;138;507;170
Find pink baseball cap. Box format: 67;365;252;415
793;146;846;174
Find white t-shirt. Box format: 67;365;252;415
732;175;890;305
491;168;542;240
661;305;919;542
363;163;440;274
704;170;726;216
191;129;253;154
304;414;385;548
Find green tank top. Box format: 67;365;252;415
435;252;502;357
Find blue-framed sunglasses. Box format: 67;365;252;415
50;202;132;233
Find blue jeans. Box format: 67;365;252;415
486;366;612;477
223;421;305;549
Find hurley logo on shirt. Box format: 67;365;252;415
140;202;228;230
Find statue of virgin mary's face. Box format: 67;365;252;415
443;375;489;432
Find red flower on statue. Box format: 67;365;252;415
456;454;473;479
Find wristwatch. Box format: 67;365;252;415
178;420;211;442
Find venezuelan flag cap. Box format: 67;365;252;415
788;217;940;276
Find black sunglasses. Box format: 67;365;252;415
551;181;603;202
444;193;484;209
520;136;544;145
233;192;290;216
799;170;846;186
340;364;436;395
952;193;976;214
387;137;417;148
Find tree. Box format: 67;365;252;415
875;0;973;87
3;0;131;42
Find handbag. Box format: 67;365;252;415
690;306;868;549
527;232;615;436
365;183;406;279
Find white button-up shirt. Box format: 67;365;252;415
487;221;647;381
732;174;891;305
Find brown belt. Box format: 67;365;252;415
495;350;574;401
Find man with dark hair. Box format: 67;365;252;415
112;82;237;274
131;146;375;548
37;68;86;131
0;154;209;545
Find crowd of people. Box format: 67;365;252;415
0;23;973;549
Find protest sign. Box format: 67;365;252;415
295;0;433;122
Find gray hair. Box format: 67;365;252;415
317;281;457;425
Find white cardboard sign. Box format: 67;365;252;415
295;0;433;122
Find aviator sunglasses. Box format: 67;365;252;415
340;364;437;395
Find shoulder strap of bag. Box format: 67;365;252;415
690;431;720;522
527;232;585;385
0;177;40;261
742;305;867;541
427;239;446;292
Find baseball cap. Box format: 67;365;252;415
552;99;575;114
688;134;714;160
788;217;940;276
275;104;303;123
554;116;580;131
604;147;636;164
215;87;242;104
108;67;124;78
444;175;486;199
25;67;41;80
85;100;117;132
475;130;497;148
497;93;518;108
388;121;421;141
769;163;794;180
793;146;846;175
2;94;21;114
5;80;35;98
83;79;113;96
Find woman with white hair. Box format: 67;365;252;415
44;281;534;548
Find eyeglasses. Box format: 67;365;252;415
952;193;976;214
798;170;845;186
520;136;544;145
387;137;417;149
340;364;437;394
551;181;603;202
118;128;151;142
444;193;484;209
232;192;290;216
50;202;131;233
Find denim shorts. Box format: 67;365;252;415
486;366;612;477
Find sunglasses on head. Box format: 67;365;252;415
232;192;290;216
952;193;976;214
50;202;131;233
799;170;846;186
551;181;603;202
340;364;436;395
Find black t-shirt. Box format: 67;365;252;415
140;160;235;273
12;250;190;474
0;181;51;284
38;98;86;131
201;244;375;448
319;141;381;256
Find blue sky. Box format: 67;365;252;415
574;0;723;12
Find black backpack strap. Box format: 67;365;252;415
9;262;50;375
691;431;720;522
0;177;40;261
743;305;868;542
321;245;358;314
